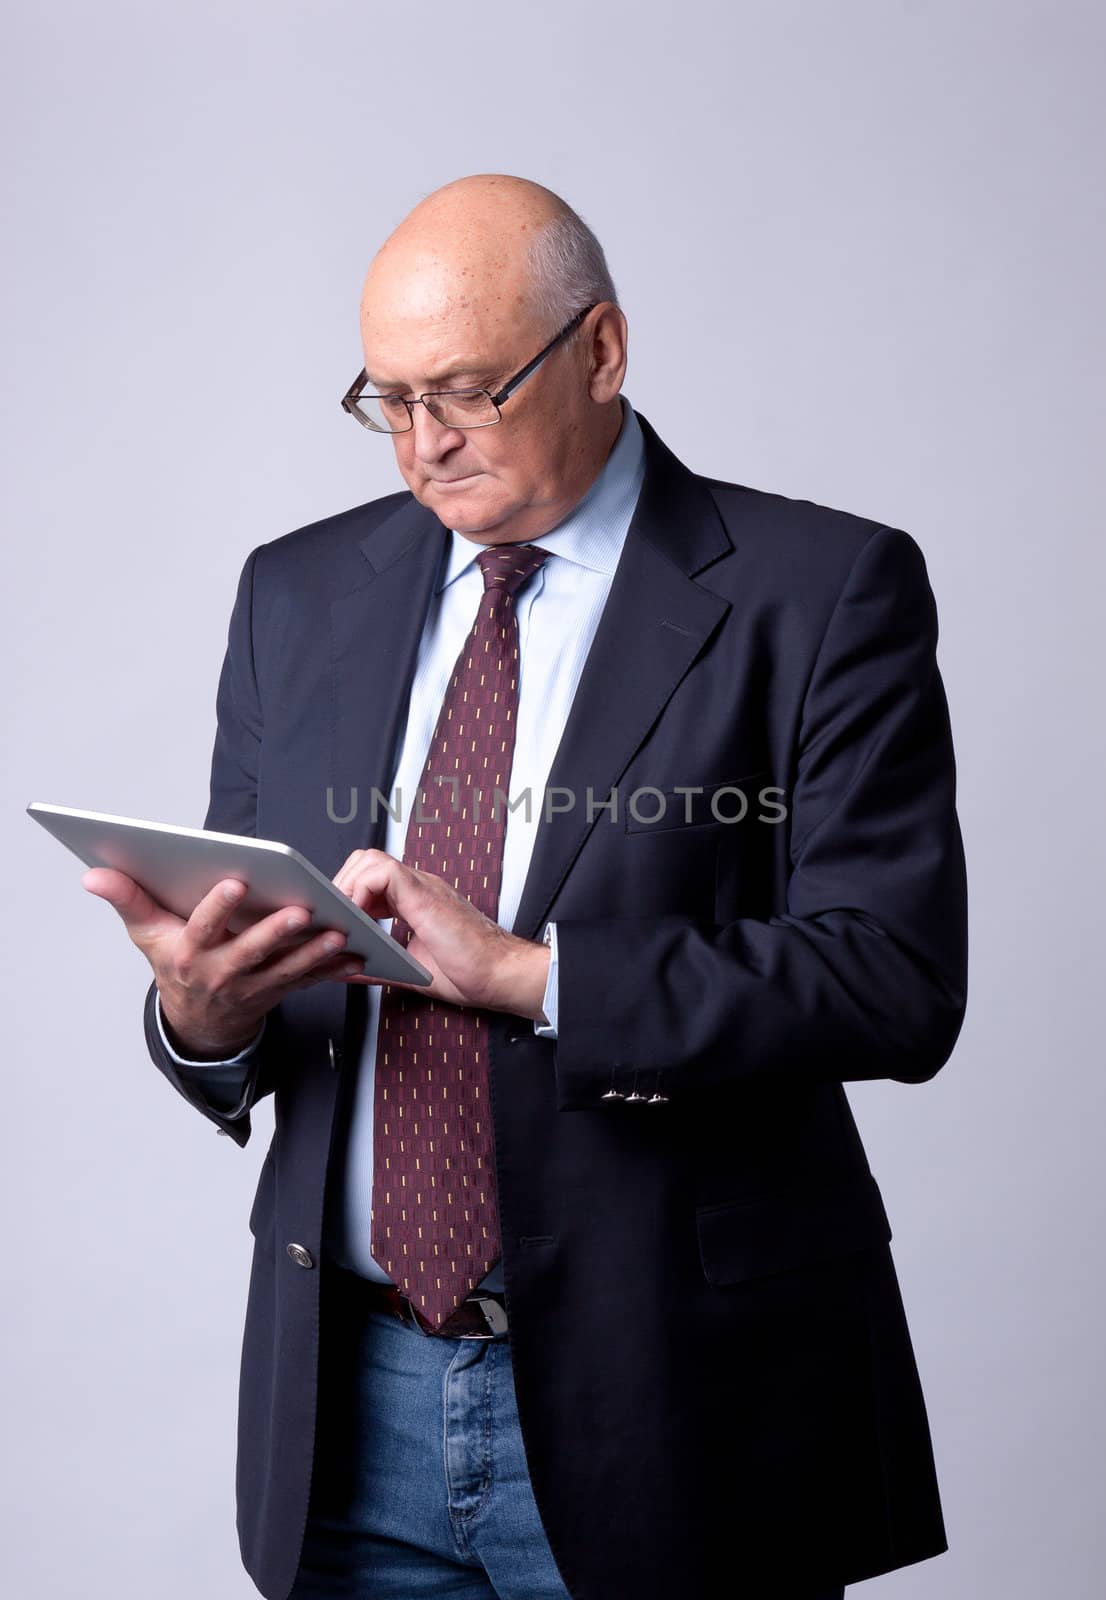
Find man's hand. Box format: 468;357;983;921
331;849;551;1021
82;869;366;1059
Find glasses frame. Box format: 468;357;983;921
340;303;598;433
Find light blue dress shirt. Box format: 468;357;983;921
157;397;646;1292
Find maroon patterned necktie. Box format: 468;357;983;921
370;541;551;1334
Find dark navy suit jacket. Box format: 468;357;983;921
143;412;968;1598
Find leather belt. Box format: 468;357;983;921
332;1266;509;1339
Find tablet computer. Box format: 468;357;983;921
26;801;432;986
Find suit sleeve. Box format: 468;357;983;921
142;543;286;1147
552;525;968;1109
155;986;264;1079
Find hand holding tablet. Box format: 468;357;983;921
27;802;431;1060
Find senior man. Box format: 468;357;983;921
86;174;967;1600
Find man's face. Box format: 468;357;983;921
359;280;596;545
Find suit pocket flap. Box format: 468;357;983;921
695;1172;892;1286
624;769;771;833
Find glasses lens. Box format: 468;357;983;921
425;390;499;428
354;394;413;433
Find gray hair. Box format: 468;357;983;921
525;209;619;340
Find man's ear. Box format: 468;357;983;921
586;303;629;403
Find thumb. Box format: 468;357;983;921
82;867;180;944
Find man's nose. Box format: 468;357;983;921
409;402;465;462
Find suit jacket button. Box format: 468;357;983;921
286;1243;314;1269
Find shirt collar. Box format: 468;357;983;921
436;397;645;593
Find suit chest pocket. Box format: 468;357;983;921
623;769;772;834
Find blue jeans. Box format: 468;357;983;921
290;1262;846;1599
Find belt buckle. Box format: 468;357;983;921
456;1292;509;1338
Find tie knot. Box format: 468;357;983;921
476;543;550;598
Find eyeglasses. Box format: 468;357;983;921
340;304;597;434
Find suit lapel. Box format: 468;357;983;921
511;414;734;939
328;495;446;861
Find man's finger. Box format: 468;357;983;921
224;904;323;973
81;867;181;945
336;850;419;919
332;848;383;901
179;877;259;953
331;849;368;893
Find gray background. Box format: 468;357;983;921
3;2;1102;1595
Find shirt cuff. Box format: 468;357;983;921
533;921;559;1039
155;989;267;1067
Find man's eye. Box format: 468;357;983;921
379;396;409;414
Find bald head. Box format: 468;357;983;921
368;174;567;328
356;174;628;546
361;175;605;369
